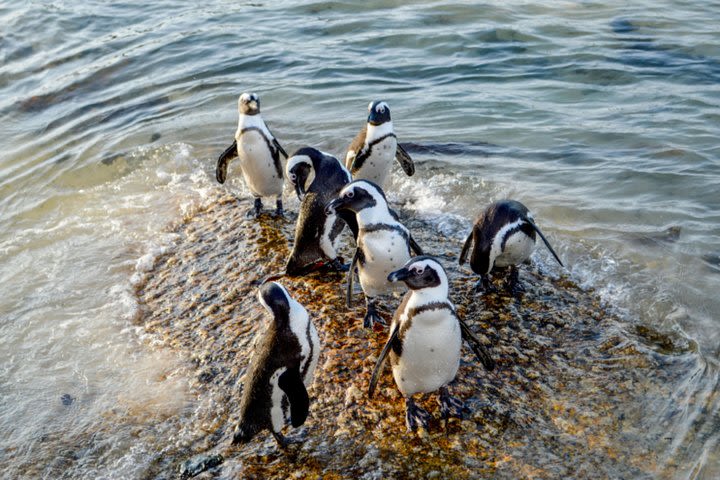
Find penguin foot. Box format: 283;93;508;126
473;276;496;294
363;301;386;329
272;429;306;448
405;397;432;432
273;199;284;218
506;267;525;297
329;257;349;272
247;197;263;218
363;310;386;329
439;386;468;421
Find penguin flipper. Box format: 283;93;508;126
395;143;415;176
216;140;238;184
527;220;564;267
272;137;288;159
369;323;400;399
278;366;310;428
346;248;360;308
459;230;474;265
409;236;423;256
338;210;359;241
458;317;495;371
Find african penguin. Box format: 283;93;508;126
368;256;494;432
232;281;320;448
325;180;423;328
459;199;564;295
344;100;414;188
216;92;288;217
285;147;357;276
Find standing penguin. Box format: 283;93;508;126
325;180;423;328
232;282;320;448
368;256;494;431
459;199;564;294
345;100;414;188
216;92;288;217
285;147;356;276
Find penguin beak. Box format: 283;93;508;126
294;181;305;199
325;197;343;216
388;267;410;283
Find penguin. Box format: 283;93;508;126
368;256;494;431
232;282;320;448
344;100;414;188
325;180;423;328
285;147;357;276
216;92;288;217
459;199;564;294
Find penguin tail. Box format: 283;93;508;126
526;219;564;268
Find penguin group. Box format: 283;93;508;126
217;93;565;447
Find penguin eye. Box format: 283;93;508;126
289;173;296;181
377;105;385;114
345;190;354;199
413;266;425;275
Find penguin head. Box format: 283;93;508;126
325;179;387;216
367;100;391;126
238;92;260;115
286;147;322;198
388;256;448;292
257;282;292;327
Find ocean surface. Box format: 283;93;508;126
1;1;718;478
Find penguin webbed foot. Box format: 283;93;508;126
405;397;432;432
505;266;525;297
473;275;496;294
273;198;284;218
271;430;304;451
246;198;263;218
363;300;386;329
439;386;468;422
329;257;349;272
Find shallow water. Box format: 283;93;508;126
1;1;718;478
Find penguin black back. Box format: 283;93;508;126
233;282;313;447
285;148;355;275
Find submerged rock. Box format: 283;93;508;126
132;192;712;479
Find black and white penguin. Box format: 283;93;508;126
325;180;423;328
285;147;356;276
232;281;320;448
459;199;564;294
216;92;288;217
368;256;494;431
344;100;414;188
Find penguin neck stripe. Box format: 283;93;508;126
361;223;408;238
399;301;455;338
500;222;533;251
409;301;455;318
352;132;397;172
239;126;283;178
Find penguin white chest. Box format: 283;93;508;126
358;230;410;297
236;131;283;198
494;231;536;268
355;136;397;187
392;310;461;396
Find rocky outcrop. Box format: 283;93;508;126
135;192;700;479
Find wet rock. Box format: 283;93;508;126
179;453;223;479
60;394;74;406
129;192;709;479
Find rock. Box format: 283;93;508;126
179;453;223;479
127;193;706;479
